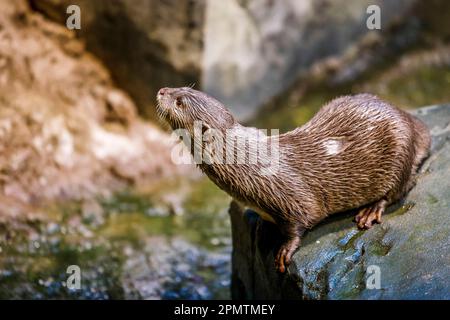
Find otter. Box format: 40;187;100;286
156;87;431;273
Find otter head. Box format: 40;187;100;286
156;87;235;135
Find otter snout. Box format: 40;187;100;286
156;87;174;111
157;87;170;97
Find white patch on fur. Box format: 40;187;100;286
324;139;342;155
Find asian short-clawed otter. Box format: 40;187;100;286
156;87;431;273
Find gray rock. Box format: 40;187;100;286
204;0;418;120
230;104;450;299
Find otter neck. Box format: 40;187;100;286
195;123;282;207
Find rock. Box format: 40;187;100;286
0;0;193;219
31;0;205;118
229;104;450;299
203;0;418;120
32;0;420;120
121;237;230;299
81;199;105;228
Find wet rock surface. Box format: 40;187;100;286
230;104;450;300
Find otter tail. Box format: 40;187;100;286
401;114;431;195
411;115;431;170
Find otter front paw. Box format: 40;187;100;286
274;237;300;273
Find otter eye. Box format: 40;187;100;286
176;98;183;107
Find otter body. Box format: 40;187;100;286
157;87;430;273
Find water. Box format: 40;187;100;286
0;177;232;299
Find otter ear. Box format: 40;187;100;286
201;122;211;135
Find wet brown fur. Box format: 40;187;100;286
156;87;431;273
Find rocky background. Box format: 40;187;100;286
31;0;450;121
0;0;449;299
0;0;194;221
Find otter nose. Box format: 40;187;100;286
158;87;168;96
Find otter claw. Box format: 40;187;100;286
355;200;386;230
274;237;300;273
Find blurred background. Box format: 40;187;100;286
0;0;449;299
